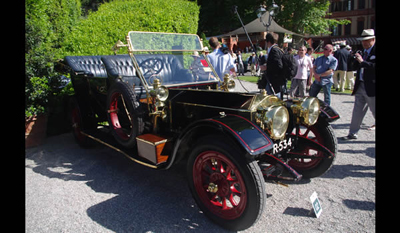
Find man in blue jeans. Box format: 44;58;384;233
309;44;337;105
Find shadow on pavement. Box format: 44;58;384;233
26;133;234;233
342;199;375;211
321;164;375;179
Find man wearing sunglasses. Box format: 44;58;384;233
309;44;338;105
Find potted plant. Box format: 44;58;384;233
25;76;50;148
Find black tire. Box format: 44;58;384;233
288;119;337;178
107;81;144;148
187;136;266;231
69;96;96;148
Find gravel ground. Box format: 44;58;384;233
26;80;375;232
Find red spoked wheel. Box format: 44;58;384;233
71;107;86;142
193;151;247;220
187;136;265;231
288;124;324;170
69;97;95;148
108;92;134;141
288;120;337;178
107;81;144;148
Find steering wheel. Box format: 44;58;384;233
139;58;164;81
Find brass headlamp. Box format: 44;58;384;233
253;93;289;140
290;97;320;126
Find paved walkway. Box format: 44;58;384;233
26;84;375;232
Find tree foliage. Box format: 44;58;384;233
58;0;200;57
197;0;264;37
25;0;200;117
269;0;350;36
197;0;349;37
25;0;81;116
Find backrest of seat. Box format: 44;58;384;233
101;55;141;86
65;56;107;78
134;54;185;83
101;55;136;78
101;54;189;86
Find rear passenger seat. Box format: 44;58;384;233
64;55;107;78
100;55;141;86
65;54;193;86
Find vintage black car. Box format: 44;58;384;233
64;31;339;231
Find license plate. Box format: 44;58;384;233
272;138;292;154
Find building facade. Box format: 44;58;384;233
309;0;375;50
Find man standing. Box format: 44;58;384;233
236;51;244;76
333;41;350;92
309;44;337;105
340;29;376;140
207;37;236;82
259;33;283;98
248;52;257;76
289;46;313;97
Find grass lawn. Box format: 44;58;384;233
236;75;353;95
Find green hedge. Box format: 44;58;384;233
25;0;81;116
26;0;200;117
58;0;200;57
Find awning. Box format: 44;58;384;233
209;12;303;38
331;37;360;46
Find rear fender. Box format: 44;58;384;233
165;114;273;169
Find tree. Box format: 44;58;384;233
58;0;200;57
197;0;349;38
269;0;349;36
25;0;81;117
197;0;265;36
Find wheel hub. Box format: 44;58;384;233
209;172;230;197
207;183;218;193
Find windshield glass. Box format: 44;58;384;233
128;31;203;51
133;52;218;87
128;31;218;87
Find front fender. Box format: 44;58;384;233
206;114;273;156
165;114;273;169
319;99;340;122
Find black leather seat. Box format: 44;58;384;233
65;54;193;86
101;54;193;86
100;55;141;86
136;54;194;84
65;56;107;78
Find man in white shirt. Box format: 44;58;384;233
289;46;313;97
207;37;236;82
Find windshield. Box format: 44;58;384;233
132;52;218;86
128;31;203;51
128;31;218;87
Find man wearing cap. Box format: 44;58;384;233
340;29;376;140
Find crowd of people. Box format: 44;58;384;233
206;28;376;140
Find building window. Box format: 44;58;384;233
332;24;342;36
346;0;354;11
357;19;364;35
371;18;375;30
344;20;351;35
358;0;365;9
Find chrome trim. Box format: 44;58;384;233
81;131;158;169
176;102;252;113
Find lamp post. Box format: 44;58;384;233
232;5;258;54
256;1;279;32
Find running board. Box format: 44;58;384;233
80;130;164;169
